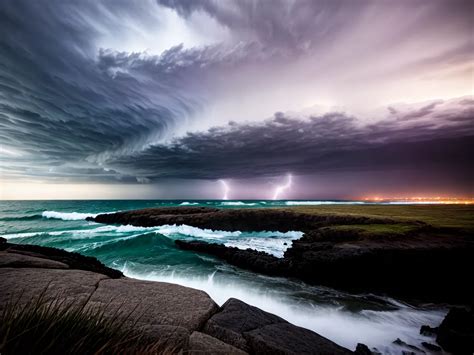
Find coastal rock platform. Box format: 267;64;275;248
0;238;355;354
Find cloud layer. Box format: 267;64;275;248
0;0;472;197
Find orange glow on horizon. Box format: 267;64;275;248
361;196;474;204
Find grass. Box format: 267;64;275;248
328;223;421;235
0;289;173;355
285;204;474;231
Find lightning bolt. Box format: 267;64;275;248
218;179;230;200
272;174;292;200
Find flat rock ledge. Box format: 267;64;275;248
0;239;355;354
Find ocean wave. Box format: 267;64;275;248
42;211;99;220
0;214;43;221
285;201;366;205
41;210;116;221
179;202;199;206
220;201;258;206
156;224;242;239
155;224;303;257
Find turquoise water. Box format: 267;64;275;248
0;200;446;353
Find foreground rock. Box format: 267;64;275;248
91;207;474;303
203;298;352;354
0;241;354;354
436;308;474;354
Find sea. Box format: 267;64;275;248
0;200;446;353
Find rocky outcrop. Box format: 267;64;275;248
0;240;122;278
91;207;474;303
202;298;352;354
436;308;474;354
89;206;397;232
0;243;354;354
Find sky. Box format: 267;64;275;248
0;0;473;200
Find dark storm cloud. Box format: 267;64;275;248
0;0;207;181
0;0;473;189
107;97;474;180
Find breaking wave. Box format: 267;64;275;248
42;211;99;220
219;201;258;206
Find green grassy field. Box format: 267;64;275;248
285;205;474;233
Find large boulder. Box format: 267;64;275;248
244;323;352;355
436;308;474;354
203;298;352;354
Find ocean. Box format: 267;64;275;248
0;200;446;353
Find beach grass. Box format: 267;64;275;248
286;204;474;231
0;290;171;355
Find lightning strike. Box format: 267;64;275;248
218;179;230;200
272;174;293;200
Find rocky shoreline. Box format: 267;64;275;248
0;237;354;354
90;207;474;303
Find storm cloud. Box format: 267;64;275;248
0;0;473;197
106;97;474;180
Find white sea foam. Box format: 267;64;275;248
42;211;99;220
179;202;199;206
123;267;446;353
220;201;257;206
154;224;303;257
156;224;241;239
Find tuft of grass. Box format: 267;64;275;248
0;289;175;355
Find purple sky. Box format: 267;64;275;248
0;0;473;199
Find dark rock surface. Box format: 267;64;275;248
0;241;122;278
420;325;438;336
188;331;248;355
202;298;352;354
436;307;474;354
92;207;474;303
89;206;396;232
421;342;441;351
354;343;373;355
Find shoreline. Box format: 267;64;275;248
90;206;474;304
0;237;354;354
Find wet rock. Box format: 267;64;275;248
420;325;438;336
244;322;352;354
203;298;286;351
392;338;424;353
436;307;474;354
354;343;373;355
188;331;247;355
175;240;287;276
421;342;441;351
202;298;352;354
